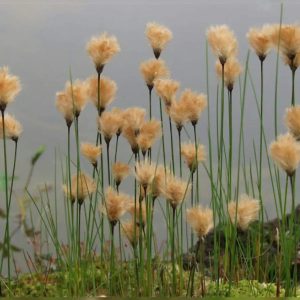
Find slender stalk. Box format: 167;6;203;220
1;110;10;288
193;124;199;204
178;128;182;178
78;203;82;259
228;90;233;202
186;239;200;296
291;68;296;106
169;116;175;174
289;173;297;295
171;206;176;295
106;140;111;185
274;5;283;137
159;98;166;171
109;222;116;295
96;71;105;262
218;62;225;206
138;195;144;287
114;134;119;163
258;58;264;280
148;87;152;120
67;124;75;261
191;173;194;248
133;244;140;295
0;140;18;277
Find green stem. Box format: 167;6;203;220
274;5;283;137
291;68;296;106
106;140;111;186
289;173;297;296
149;87;152;120
193;124;199;204
78;203;82;260
0;140;18;277
159;98;166;172
109;222;116;295
169;116;175;174
178;129;182;178
171;206;176;296
67;125;75;261
114;134;119;163
228;90;233;202
258;59;264;281
190;240;201;296
1;110;10;289
218;63;225;206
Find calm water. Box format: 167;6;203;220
0;0;300;273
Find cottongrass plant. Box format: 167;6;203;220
112;162;130;191
207;24;238;218
285;105;300;140
269;132;300;295
162;173;191;295
247;25;273;266
0;67;21;290
81;142;101;169
86;32;120;76
86;34;120;268
102;187;128;294
186;206;213;296
140;59;169;119
227;195;260;292
145;22;173;59
271;24;300;105
137;119;161;159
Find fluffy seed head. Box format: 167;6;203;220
123;107;146;135
137;119;161;154
87;76;117;114
127;200;147;227
56;92;74;126
145;22;173;58
103;187;129;223
179;89;207;125
122;125;139;154
86;33;120;73
285;105;300;140
206;25;238;64
140;59;169;89
169;101;189;131
162;174;190;209
56;80;88;120
154;78;180;108
215;57;242;91
71;172;96;204
112;162;130;186
269;132;300;176
271;24;300;64
228;195;260;231
98;110;122;143
122;221;139;247
151;165;167;199
0;67;21;111
0;114;22;141
62;184;75;203
247;25;274;60
135;160;156;189
186;206;214;238
181;142;206;173
81;143;101;167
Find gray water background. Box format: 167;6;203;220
0;0;300;273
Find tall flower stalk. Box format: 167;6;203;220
0;67;21;289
